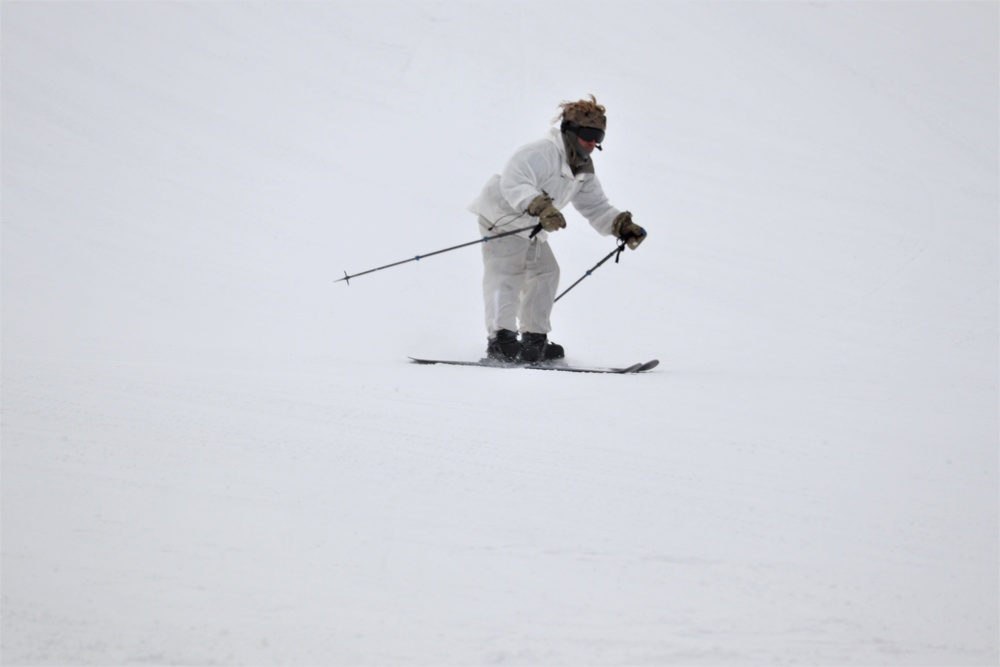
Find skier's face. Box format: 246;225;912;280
577;136;598;154
572;125;604;154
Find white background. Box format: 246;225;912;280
2;2;997;664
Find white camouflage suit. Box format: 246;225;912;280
467;127;622;337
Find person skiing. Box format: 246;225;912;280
468;95;647;363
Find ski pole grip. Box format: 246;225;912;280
529;223;543;238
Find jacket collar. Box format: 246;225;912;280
545;127;579;178
546;127;594;178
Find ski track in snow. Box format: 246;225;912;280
2;2;997;665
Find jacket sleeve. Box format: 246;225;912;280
571;174;620;236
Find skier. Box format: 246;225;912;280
468;95;647;363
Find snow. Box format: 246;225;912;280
2;2;997;665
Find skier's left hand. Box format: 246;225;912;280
612;211;646;250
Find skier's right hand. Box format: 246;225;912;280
527;193;566;232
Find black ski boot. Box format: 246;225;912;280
485;329;520;362
519;332;565;363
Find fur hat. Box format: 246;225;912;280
557;94;607;130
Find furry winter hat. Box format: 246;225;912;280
557;94;607;130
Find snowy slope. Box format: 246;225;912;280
2;2;997;665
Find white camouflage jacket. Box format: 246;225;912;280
468;127;621;241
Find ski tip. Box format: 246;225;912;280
641;359;660;371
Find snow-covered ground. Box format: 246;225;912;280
2;2;997;665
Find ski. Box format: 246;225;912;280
409;357;659;374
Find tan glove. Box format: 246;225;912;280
527;193;566;232
611;211;646;249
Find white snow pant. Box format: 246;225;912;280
479;217;560;337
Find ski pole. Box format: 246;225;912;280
554;240;627;303
336;223;543;285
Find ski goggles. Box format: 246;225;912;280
573;125;606;143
